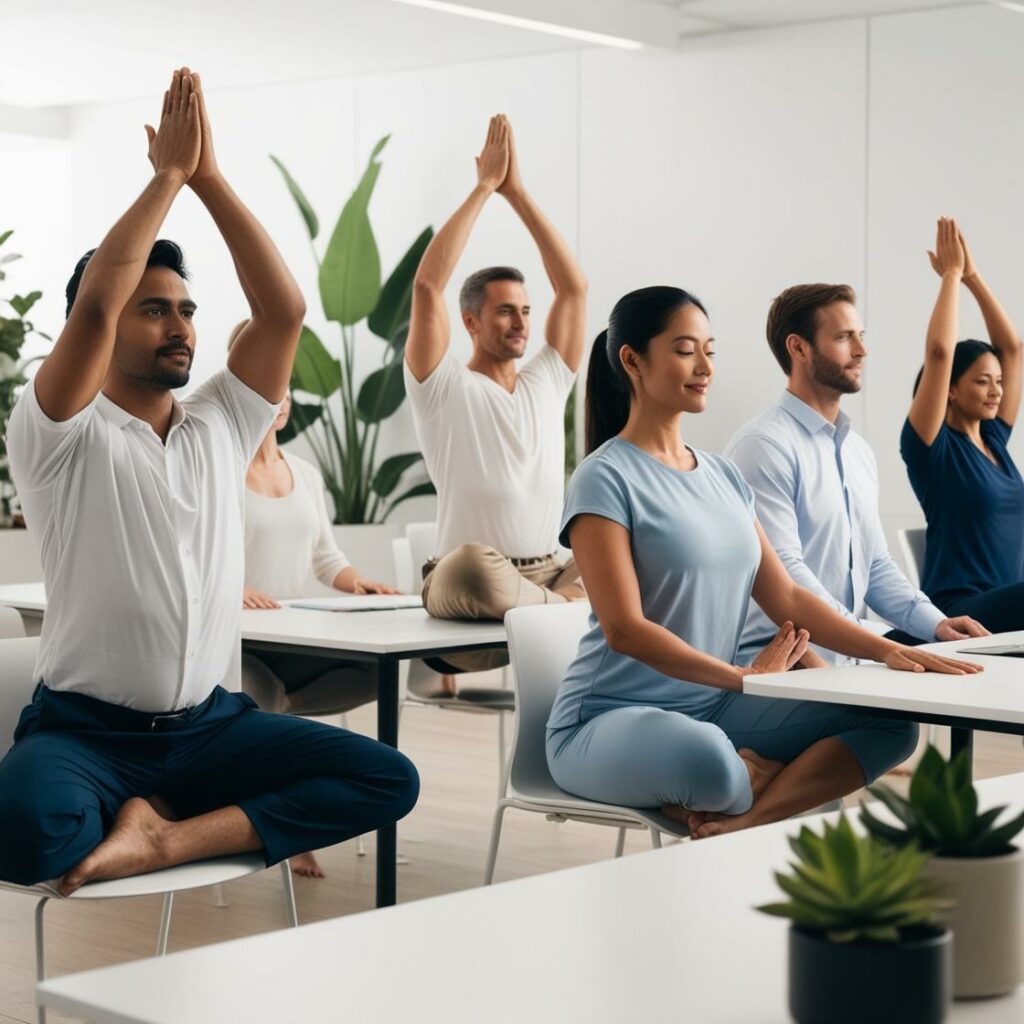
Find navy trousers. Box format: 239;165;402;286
0;684;419;886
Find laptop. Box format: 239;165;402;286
956;644;1024;659
285;595;424;613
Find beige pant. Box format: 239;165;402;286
421;542;585;672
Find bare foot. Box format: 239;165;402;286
692;810;759;840
59;797;169;896
147;795;179;822
738;748;785;802
289;851;325;879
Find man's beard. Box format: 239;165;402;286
810;349;861;395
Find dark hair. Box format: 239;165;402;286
458;266;525;315
585;286;708;454
912;339;999;396
65;239;189;318
766;283;857;375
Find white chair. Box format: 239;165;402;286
399;523;514;798
898;527;927;588
0;606;25;640
0;637;298;1024
484;604;688;885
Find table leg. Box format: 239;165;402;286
376;658;399;908
950;727;975;778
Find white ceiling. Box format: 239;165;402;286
0;0;985;109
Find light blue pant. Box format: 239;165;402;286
546;692;919;815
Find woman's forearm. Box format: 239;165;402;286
787;587;894;662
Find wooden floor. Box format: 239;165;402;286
2;705;1023;1024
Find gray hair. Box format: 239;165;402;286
458;266;525;315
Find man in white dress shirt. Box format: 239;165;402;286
405;116;587;669
0;69;417;893
725;282;987;668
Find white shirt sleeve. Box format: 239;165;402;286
5;376;93;493
519;343;576;402
298;459;350;587
403;350;463;426
185;368;278;466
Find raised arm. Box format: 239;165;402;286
405;117;509;383
750;523;980;675
959;228;1023;426
497;119;587;372
186;72;305;403
908;217;964;446
33;71;199;421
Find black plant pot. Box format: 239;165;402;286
789;925;952;1024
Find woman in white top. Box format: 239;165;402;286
242;390;399;876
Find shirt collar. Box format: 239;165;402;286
778;389;850;442
95;391;186;437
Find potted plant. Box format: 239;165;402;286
270;140;435;526
862;745;1024;998
0;229;50;529
758;814;951;1024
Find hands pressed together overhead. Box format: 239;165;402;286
927;216;974;281
476;114;524;198
145;67;219;189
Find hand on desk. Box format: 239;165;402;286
349;578;401;596
747;622;811;674
243;587;281;610
935;616;990;642
883;646;983;675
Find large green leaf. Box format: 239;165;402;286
319;136;389;325
291;326;341;398
371;452;423;498
368;226;433;343
10;291;41;317
356;359;405;423
0;230;12;248
277;400;323;444
269;155;319;241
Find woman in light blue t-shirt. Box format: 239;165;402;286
547;286;981;839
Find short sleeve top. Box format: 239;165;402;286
547;438;762;731
900;417;1024;606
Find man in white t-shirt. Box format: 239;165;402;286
0;69;417;893
404;115;587;658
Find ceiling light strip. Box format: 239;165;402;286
388;0;643;51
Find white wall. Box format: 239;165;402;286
9;2;1024;551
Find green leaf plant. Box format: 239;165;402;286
861;744;1024;858
0;230;51;525
271;139;436;523
757;814;949;944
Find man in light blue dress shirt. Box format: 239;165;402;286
726;283;987;666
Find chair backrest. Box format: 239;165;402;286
505;603;592;795
0;637;40;746
405;522;438;581
391;537;415;595
898;528;927;588
0;607;25;640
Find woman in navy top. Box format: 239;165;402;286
547;286;979;840
901;219;1024;630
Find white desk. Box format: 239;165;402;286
0;583;509;908
37;774;1024;1023
744;632;1024;772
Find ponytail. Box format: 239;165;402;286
584;286;709;456
585;330;630;454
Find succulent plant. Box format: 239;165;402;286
861;745;1024;858
758;814;948;943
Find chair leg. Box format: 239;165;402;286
649;827;662;849
614;827;627;858
34;897;48;1024
356;834;367;857
483;803;509;886
497;712;508;801
156;893;174;956
212;882;229;907
280;860;299;928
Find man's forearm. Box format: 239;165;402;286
191;174;305;323
504;189;586;295
414;184;492;292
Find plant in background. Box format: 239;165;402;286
861;745;1024;857
758;814;947;943
0;230;50;527
271;138;436;524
